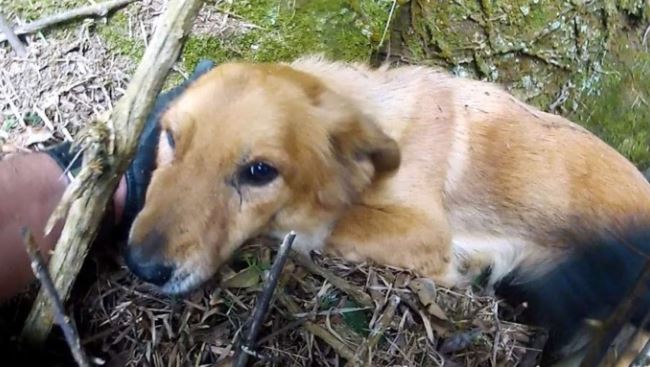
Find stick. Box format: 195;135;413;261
278;292;357;361
631;335;650;367
623;309;650;366
21;229;90;367
346;294;401;367
21;0;204;343
0;0;137;43
0;13;27;56
580;258;650;367
290;252;373;308
233;232;296;367
520;329;549;367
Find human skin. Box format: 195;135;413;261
0;152;126;301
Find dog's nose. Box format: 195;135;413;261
125;231;174;286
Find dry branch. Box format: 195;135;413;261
234;232;296;367
0;0;136;43
580;257;650;367
22;229;90;367
347;294;401;367
631;336;650;367
290;251;373;308
278;292;357;361
520;330;548;367
0;12;27;56
21;0;204;343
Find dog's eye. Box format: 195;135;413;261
239;161;278;186
165;129;175;150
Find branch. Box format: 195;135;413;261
631;334;650;367
21;229;90;367
290;252;373;308
21;0;204;343
580;258;650;367
520;329;549;367
0;0;137;43
278;292;357;361
0;12;27;56
233;232;296;367
346;294;401;367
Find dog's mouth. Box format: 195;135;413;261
160;271;207;295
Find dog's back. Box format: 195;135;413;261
292;56;650;364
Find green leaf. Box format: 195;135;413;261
220;266;261;289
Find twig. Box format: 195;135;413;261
377;0;397;49
346;294;401;367
520;329;548;367
255;318;306;346
631;334;650;367
0;70;26;127
580;258;650;367
0;0;137;43
642;23;650;49
21;229;90;367
490;302;502;367
623;308;650;366
290;252;373;308
233;232;296;367
21;0;204;343
0;13;27;56
278;293;357;361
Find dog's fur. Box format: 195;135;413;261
126;56;650;363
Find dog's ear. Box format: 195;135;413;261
315;114;400;209
329;114;401;176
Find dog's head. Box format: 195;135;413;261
125;63;400;294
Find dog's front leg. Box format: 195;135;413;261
325;202;464;288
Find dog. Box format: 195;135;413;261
124;56;650;364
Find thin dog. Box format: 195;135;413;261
124;56;650;364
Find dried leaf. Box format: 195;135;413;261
440;329;482;354
409;278;448;321
24;127;54;146
220;266;260;289
368;270;384;304
418;309;435;343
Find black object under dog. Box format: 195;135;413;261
496;224;650;365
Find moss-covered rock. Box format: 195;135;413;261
5;0;648;168
571;45;650;168
181;0;393;69
180;0;650;168
383;0;649;167
96;12;144;61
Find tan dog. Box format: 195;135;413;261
124;56;650;363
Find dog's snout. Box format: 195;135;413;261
125;231;174;287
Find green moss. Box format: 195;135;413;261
6;0;648;169
0;0;87;21
570;49;650;168
96;12;144;60
181;0;393;71
393;0;649;168
616;0;648;19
